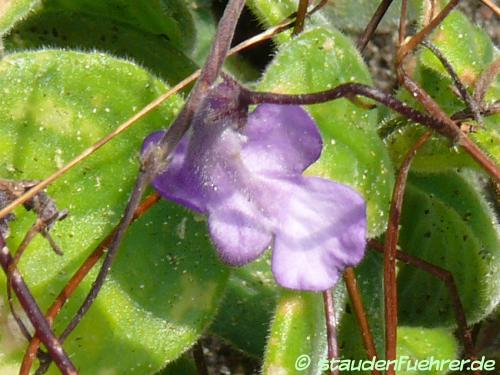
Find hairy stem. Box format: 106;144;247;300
421;40;482;124
357;0;394;52
0;235;78;375
398;65;500;180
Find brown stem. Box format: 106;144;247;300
246;83;461;138
480;0;500;17
323;289;338;375
397;0;459;64
19;193;160;375
384;132;432;375
0;236;78;375
452;100;500;122
368;240;479;374
459;136;500;180
293;0;310;35
343;267;380;375
398;67;500;181
356;0;394;52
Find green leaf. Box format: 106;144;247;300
396;327;458;375
3;8;197;86
246;0;296;34
318;0;404;34
259;27;395;237
0;0;40;35
262;288;345;375
43;0;195;50
419;10;493;85
398;171;500;326
156;354;197;375
0;50;228;374
182;0;215;66
211;253;277;358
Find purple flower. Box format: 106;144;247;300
142;79;367;291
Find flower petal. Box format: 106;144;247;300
142;131;207;213
242;104;322;175
207;191;273;266
270;176;367;291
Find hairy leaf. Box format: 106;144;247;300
262;288;345;375
0;0;40;35
396;327;458;375
211;253;277;358
0;50;228;374
3;7;197;86
398;171;500;325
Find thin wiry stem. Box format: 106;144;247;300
421;40;482;124
293;0;310;35
357;0;394;52
0;235;78;375
397;63;500;180
343;267;380;375
244;83;461;138
0;72;193;222
480;0;500;17
19;193;160;375
368;240;479;374
156;0;246;154
245;82;499;181
58;169;151;344
323;289;339;375
397;0;459;63
452;100;500;122
384;132;432;375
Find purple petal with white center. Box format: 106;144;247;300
143;79;368;291
242;104;322;175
